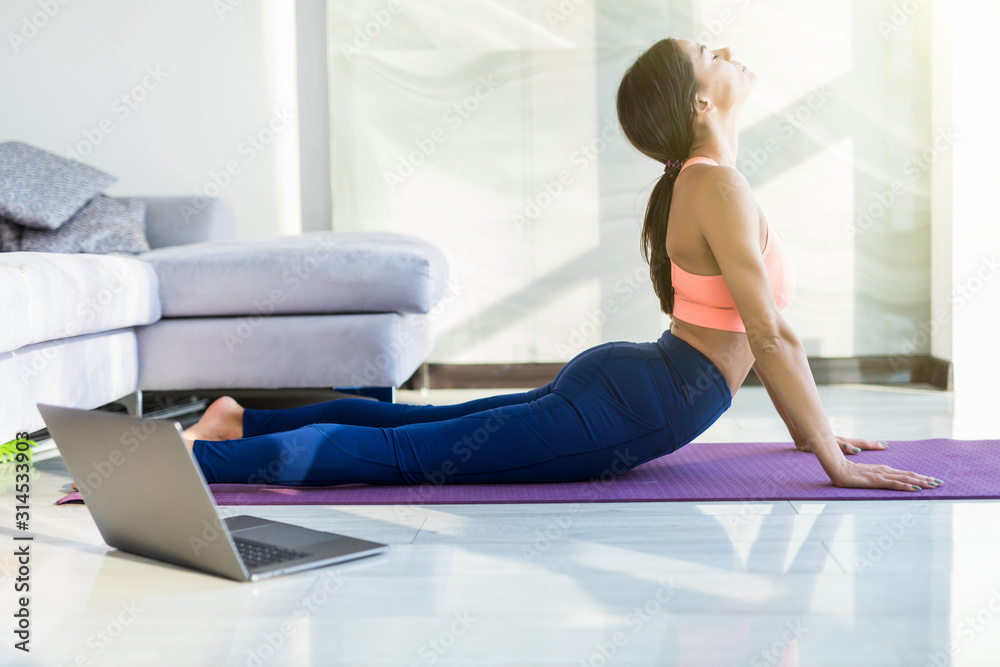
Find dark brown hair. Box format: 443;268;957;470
616;38;699;315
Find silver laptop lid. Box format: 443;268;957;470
38;404;248;581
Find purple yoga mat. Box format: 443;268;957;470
55;438;998;506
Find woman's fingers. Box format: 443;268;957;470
835;435;889;454
865;472;921;491
873;465;943;490
856;438;889;451
834;460;944;491
837;439;861;455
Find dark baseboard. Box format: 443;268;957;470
925;356;954;391
401;354;953;391
401;363;566;391
137;388;373;412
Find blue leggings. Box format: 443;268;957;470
192;330;733;486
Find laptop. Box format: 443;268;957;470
38;403;388;582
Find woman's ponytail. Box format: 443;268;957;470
616;38;699;315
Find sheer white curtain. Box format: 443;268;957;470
327;0;932;364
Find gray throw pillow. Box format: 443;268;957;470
0;141;118;230
19;195;150;254
0;218;21;252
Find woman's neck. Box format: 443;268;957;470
690;114;741;168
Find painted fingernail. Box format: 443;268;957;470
934;478;944;484
878;441;888;448
911;485;921;491
928;481;939;487
852;446;861;453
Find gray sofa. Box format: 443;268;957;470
1;196;449;437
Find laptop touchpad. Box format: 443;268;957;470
234;524;340;550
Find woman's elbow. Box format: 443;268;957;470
745;310;798;357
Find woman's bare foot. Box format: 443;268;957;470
182;396;245;449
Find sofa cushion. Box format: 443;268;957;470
19;195;150;254
137;231;449;317
0;141;117;230
136;312;431;390
0;252;161;354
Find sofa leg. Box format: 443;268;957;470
119;390;144;416
332;386;396;403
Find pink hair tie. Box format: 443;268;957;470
663;157;684;178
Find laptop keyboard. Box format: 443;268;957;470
234;538;311;569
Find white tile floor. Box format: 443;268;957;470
2;383;998;666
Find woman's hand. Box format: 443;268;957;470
795;434;888;455
831;458;943;491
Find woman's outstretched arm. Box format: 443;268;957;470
692;165;940;490
752;357;805;445
752;359;887;456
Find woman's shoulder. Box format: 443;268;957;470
677;164;754;230
679;161;749;199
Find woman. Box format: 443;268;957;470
181;38;942;492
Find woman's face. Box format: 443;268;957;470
677;38;756;114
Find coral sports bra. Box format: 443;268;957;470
669;156;797;334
